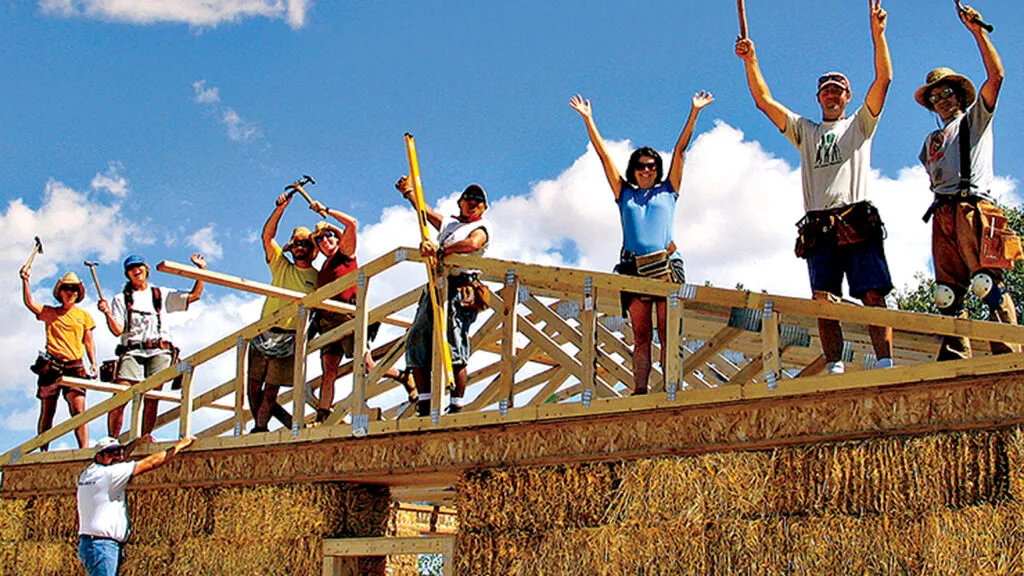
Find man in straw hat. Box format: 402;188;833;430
735;0;894;375
248;191;320;432
307;204;414;424
98;253;207;437
77;434;194;576
20;266;95;450
915;3;1016;360
396;178;491;416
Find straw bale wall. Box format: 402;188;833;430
0;482;390;576
456;427;1024;575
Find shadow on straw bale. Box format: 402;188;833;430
14;541;81;576
457;463;616;533
1005;427;1024;502
0;498;28;542
339;484;391;537
24;495;78;542
127;488;212;542
119;542;175;576
0;542;16;574
455;531;495;575
172;536;319;576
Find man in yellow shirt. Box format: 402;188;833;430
20;269;96;450
248;191;320;432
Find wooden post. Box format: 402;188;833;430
233;336;247;437
177;360;194;437
292;306;310;434
663;289;684;396
499;270;519;411
129;388;143;439
351;272;370;416
431;280;448;420
579;278;597;397
761;300;781;390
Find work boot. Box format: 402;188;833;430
416;400;431;417
445;404;462;415
314;408;332;425
827;361;845;375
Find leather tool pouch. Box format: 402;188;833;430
835;201;885;246
30;352;55;377
635;250;672;280
979;203;1024;270
100;359;119;383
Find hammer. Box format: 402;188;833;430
24;236;43;269
285;175;327;217
84;261;104;301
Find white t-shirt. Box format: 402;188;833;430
77;461;137;543
784;105;880;212
919;100;996;196
110;286;190;357
438;216;490;275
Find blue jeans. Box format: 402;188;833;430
405;283;479;368
807;235;892;300
79;535;122;576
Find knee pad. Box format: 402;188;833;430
971;271;1004;309
933;283;958;312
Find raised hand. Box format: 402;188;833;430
692;91;715;110
190;253;207;269
569;94;593;120
19;265;30;281
734;37;755;61
275;191;292;207
98;299;111;314
958;3;987;34
870;0;887;34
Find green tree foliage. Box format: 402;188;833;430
893;202;1024;320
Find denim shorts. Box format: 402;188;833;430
807;234;893;299
405;285;479;368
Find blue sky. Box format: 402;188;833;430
2;0;1022;450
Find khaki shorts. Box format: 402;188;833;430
248;346;295;387
117;352;173;384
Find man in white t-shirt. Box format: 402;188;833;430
77;435;194;576
915;4;1017;360
98;253;207;436
735;0;894;375
396;177;490;416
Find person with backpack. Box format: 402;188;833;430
97;253;207;436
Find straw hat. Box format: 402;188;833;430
914;67;976;111
282;226;319;258
310;221;345;243
52;272;85;304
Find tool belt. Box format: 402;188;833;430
99;359;120;383
795;201;885;259
449;273;490;312
922;190;982;223
30;352;82;377
616;248;684;283
115;339;182;389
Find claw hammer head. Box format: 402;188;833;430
24;236;43;269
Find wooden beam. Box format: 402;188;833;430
323;535;455;557
498;272;520;409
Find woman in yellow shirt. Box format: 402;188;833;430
20;267;96;450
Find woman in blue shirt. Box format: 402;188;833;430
570;91;712;395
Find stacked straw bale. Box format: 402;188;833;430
456;428;1024;575
0;481;391;576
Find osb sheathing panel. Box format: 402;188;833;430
5;372;1024;495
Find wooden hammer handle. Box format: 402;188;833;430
738;0;748;38
87;267;105;301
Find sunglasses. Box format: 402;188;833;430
928;87;956;104
315;230;338;242
817;73;848;86
59;285;80;292
292;240;314;250
636;162;658;172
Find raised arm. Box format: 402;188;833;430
133;435;195;477
961;4;1003;110
311;201;359;256
667;91;714;193
396;176;444;231
186;253;207;304
97;297;124;337
864;0;892;116
19;266;44;316
570;95;624;200
262;193;292;262
735;38;791;131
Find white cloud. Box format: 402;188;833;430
186;224;224;259
192;80;260;143
90;162;129;197
191;80;220;105
39;0;311;29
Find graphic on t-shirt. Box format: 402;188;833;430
927;131;947;165
814;133;843;168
